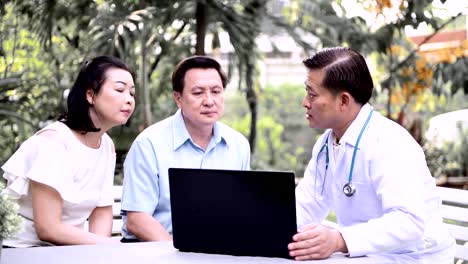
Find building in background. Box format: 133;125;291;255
407;14;467;64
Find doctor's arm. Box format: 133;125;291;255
339;139;429;257
288;223;348;260
295;155;331;228
289;151;342;260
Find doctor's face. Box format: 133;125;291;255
302;69;342;130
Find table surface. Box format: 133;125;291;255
2;241;393;264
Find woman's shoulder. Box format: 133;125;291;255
101;133;115;153
34;121;74;148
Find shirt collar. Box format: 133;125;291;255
172;109;191;150
338;103;373;147
172;109;228;151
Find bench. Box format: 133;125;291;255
112;185;123;237
436;186;468;263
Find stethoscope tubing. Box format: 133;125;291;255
348;109;373;182
315;108;374;197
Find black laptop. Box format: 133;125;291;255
168;168;297;259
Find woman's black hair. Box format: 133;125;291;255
58;56;134;133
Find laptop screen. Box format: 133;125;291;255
168;168;297;259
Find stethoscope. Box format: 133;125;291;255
315;108;374;197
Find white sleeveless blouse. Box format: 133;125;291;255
1;121;115;247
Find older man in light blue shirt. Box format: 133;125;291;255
120;56;250;242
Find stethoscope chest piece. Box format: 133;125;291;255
343;182;356;197
316;108;373;198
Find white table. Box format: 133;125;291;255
2;241;393;264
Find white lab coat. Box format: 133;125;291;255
296;104;455;263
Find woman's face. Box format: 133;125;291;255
87;67;135;131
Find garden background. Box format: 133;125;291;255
1;0;467;187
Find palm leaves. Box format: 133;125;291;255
4;0;463;155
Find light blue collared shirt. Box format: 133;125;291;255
121;110;251;238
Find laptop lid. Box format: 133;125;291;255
168;168;297;259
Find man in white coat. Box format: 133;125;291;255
288;47;454;263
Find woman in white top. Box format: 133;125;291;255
1;56;135;247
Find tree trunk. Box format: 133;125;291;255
195;0;207;55
141;31;152;128
241;0;266;154
245;61;257;154
265;129;275;165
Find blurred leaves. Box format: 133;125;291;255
0;0;467;180
0;181;22;240
224;83;319;177
0;4;61;165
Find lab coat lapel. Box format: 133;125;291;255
330;140;348;186
340;104;372;149
330;104;372;185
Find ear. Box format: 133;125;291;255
173;91;182;108
338;92;352;111
86;89;95;105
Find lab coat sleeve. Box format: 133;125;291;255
339;131;430;257
296;134;331;229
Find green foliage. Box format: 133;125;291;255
10;0;97;50
0;181;22;240
0;4;64;166
224;83;320;177
432;57;468;96
424;142;450;179
424;112;468;180
285;0;464;127
2;0;467;184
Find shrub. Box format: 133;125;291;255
0;181;22;240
